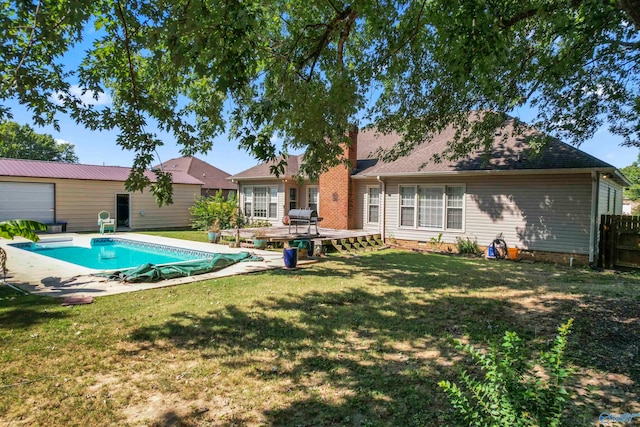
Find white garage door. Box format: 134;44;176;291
0;182;55;223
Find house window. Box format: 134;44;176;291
308;186;319;212
289;188;297;211
399;184;465;231
417;186;443;228
400;186;416;227
446;186;464;229
243;185;278;219
254;187;268;217
243;187;252;217
269;187;278;218
367;186;380;223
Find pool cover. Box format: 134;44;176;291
101;251;263;283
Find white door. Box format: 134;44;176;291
0;182;55;223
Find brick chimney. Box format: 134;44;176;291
318;127;358;229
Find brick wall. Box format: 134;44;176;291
319;128;358;229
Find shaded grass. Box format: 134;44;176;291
1;240;639;425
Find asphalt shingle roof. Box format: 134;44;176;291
353;121;614;176
157;157;236;190
226;116;623;182
229;154;304;180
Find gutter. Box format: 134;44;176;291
352;167;627;184
376;176;386;242
589;171;599;264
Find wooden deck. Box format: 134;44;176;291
220;226;389;254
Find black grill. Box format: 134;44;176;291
287;209;321;235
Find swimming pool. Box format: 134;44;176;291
10;238;214;270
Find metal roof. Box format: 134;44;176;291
0;158;204;185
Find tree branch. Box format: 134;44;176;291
114;0;142;115
338;9;357;66
13;0;42;84
299;6;354;80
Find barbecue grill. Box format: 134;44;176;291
287;208;322;235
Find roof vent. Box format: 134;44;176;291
494;130;501;136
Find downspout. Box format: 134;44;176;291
589;171;600;264
377;176;386;242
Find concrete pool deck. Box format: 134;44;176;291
0;233;309;299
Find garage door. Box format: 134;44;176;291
0;182;55;223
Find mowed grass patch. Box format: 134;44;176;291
1;245;639;426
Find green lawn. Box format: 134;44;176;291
1;232;639;426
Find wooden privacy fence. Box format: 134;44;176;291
599;215;640;269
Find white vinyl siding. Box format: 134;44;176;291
598;178;624;216
0;177;199;232
355;179;381;231
385;174;594;254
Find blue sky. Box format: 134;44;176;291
4;21;638;175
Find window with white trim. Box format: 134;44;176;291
399;184;465;231
400;186;416;226
308;186;319;212
242;185;278;219
243;187;252;217
367;186;380;223
269;187;278;218
289;188;297;211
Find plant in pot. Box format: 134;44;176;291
252;229;268;250
190;191;238;242
228;209;245;248
207;220;221;243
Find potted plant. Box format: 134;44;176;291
228;208;245;248
190;191;238;241
207;220;221;243
252;229;268;250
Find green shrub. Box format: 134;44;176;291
439;319;574;427
247;220;272;228
189;191;239;231
456;236;480;254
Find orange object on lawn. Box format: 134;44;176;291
507;247;518;260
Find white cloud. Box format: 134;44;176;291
50;85;112;106
55;138;72;146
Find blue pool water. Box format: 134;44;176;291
10;238;213;270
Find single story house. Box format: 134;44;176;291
157;156;237;198
0;158;204;232
229;119;630;264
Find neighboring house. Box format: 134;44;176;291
229;119;630;264
157;156;237;198
0;158;203;232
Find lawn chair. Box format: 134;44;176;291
98;211;116;234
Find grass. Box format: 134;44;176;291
1;231;640;426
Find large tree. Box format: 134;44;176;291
1;1;638;205
0;121;78;163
